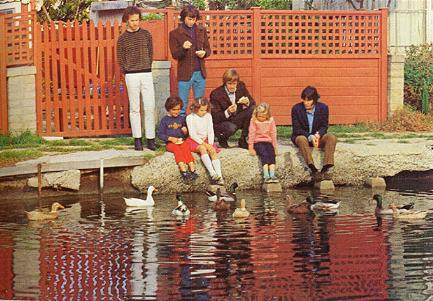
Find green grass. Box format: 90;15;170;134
0;149;42;161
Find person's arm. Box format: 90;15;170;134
292;106;309;138
169;30;186;60
237;82;255;107
210;89;229;124
147;31;153;64
157;118;169;142
317;104;329;137
270;117;277;150
116;37;126;74
202;28;211;58
207;114;215;145
186;115;203;144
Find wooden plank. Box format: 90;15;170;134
260;67;379;77
106;21;115;131
89;21;100;131
261;76;379;87
260;58;378;68
0;156;146;178
0;15;7;134
98;21;108;131
74;21;84;132
66;21;76;132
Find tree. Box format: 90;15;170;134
36;0;93;23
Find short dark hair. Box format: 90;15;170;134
301;86;320;103
180;5;200;22
122;6;141;23
165;96;183;111
190;97;211;113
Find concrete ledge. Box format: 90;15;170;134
7;66;37;77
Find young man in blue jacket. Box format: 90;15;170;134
291;86;337;181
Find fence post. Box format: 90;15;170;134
0;15;7;134
251;7;262;104
380;8;388;122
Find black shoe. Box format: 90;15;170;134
147;138;157;151
189;171;199;181
134;138;143;151
218;137;229;148
238;137;248;149
312;171;323;182
181;172;191;181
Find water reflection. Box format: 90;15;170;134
0;186;432;299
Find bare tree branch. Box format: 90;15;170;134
346;0;359;10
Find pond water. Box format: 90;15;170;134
0;183;433;300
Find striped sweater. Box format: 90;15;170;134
116;28;153;74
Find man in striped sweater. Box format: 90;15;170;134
117;6;157;151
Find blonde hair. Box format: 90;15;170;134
253;102;271;121
222;69;239;84
190;97;211;113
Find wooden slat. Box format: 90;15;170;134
66;21;75;132
0;156;146;178
58;21;68;133
0;15;8;134
74;21;84;131
89;22;100;131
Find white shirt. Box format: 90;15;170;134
186;112;215;145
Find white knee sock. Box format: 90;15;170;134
211;159;222;178
201;154;216;176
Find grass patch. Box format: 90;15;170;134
397;140;411;144
0;149;42;162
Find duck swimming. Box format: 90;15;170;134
306;196;340;211
286;195;310;214
206;182;238;202
213;188;230;211
233;199;250;218
124;186;158;207
26;202;65;221
389;203;427;219
172;194;190;216
373;194;414;215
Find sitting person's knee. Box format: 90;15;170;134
295;135;309;145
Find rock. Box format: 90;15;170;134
262;182;283;192
207;184;226;193
365;177;386;188
128;139;433;193
314;180;335;191
28;170;81;191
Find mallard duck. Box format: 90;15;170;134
124;186;158;207
26;202;65;221
172;194;190;216
389;203;427;219
286;195;310;214
373;194;414;215
213;188;230;211
206;182;238;202
233;199;250;218
306;196;340;211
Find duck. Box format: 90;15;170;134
206;182;238;202
26;202;65;221
172;194;190;216
306;196;340;211
286;195;310;214
213;188;230;211
124;186;158;207
389;203;427;219
373;194;415;215
233;199;250;218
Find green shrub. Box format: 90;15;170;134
404;44;433;113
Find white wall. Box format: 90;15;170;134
0;2;21;14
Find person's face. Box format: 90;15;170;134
256;112;268;122
303;98;315;111
169;104;181;117
184;16;197;28
127;14;140;32
225;79;238;93
196;105;208;117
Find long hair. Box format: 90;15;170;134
252;102;271;121
190;97;211;113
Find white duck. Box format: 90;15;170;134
172;194;190;216
306;196;340;211
124;186;158;207
206;182;238;202
233;199;250;218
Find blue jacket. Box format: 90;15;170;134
291;101;329;145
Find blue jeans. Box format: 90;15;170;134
178;71;206;115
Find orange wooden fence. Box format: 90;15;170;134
33;7;387;137
0;11;36;134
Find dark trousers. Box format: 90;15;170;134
294;133;337;167
214;105;254;140
254;142;276;165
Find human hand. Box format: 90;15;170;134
312;133;320;148
181;126;188;135
195;50;206;58
238;96;249;106
228;103;237;114
249;148;256;156
183;40;192;49
169;137;178;144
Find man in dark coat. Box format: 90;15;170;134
210;69;255;149
291;86;337;181
169;5;211;115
